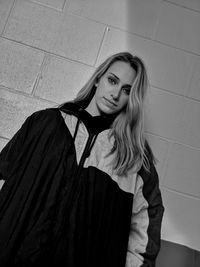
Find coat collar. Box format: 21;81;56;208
59;102;115;135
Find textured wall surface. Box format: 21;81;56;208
0;0;200;251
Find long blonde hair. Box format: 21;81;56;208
62;52;153;176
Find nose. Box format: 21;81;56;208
111;86;121;100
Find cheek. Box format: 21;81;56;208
119;96;129;108
95;80;107;97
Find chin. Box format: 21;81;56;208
98;102;120;115
101;108;116;115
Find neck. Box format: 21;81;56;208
85;98;100;116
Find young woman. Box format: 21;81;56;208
0;52;164;267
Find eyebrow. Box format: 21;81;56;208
108;72;132;87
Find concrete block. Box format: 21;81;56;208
187;59;200;101
155;2;200;54
161;188;200;251
4;0;62;52
35;56;94;103
97;28;195;96
54;14;105;65
30;0;66;10
145;133;170;183
0;38;44;93
164;143;200;198
164;0;200;12
0;87;52;139
144;87;186;142
4;0;105;65
69;0;161;38
0;0;14;35
180;98;200;148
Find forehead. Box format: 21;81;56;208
106;61;136;85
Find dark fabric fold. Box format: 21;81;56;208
0;106;133;267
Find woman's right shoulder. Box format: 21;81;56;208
30;107;60;120
25;108;63;129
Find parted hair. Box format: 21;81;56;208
62;52;154;176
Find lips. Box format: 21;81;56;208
104;97;117;107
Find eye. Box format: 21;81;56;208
108;77;117;85
122;87;131;95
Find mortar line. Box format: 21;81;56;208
93;26;109;67
1;0;17;36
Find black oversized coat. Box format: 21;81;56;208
0;103;164;267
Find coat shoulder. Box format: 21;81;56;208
27;108;63;128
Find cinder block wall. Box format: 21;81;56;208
0;0;200;254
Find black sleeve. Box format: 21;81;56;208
0;112;37;182
126;147;164;267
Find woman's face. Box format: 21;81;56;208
87;61;136;116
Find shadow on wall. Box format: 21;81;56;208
125;1;200;266
157;240;200;267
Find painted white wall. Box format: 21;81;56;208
0;0;200;251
